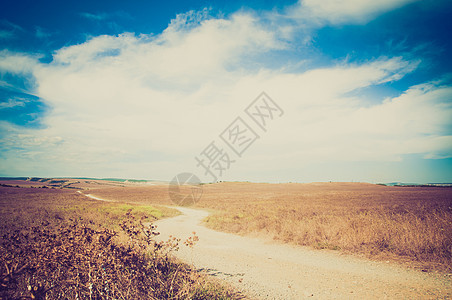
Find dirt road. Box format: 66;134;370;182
155;206;451;299
77;191;116;202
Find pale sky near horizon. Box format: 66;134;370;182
0;0;451;183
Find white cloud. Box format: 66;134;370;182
35;26;52;39
221;61;451;168
1;20;24;32
0;11;285;178
0;30;14;40
79;11;133;22
80;12;109;21
0;97;28;109
0;20;24;40
0;50;41;74
290;0;419;25
166;8;213;31
0;6;450;181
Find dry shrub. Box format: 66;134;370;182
0;187;241;300
200;183;452;272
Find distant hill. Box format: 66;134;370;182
0;177;154;183
0;177;28;181
385;182;452;187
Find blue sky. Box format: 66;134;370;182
0;0;451;183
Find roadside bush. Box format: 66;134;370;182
0;210;237;299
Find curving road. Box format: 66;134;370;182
154;206;451;299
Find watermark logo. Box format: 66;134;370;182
220;117;259;157
168;173;203;206
168;92;283;206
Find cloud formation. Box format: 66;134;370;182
0;97;27;109
80;12;110;21
291;0;419;25
0;30;14;40
0;50;41;74
0;2;450;182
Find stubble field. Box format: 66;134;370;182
0;180;241;299
88;181;452;273
1;178;451;299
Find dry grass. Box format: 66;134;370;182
195;182;452;272
31;180;452;272
0;185;243;299
80;184;173;205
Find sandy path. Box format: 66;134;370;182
77;191;116;202
155;206;451;299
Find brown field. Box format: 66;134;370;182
87;181;452;273
0;183;242;299
1;179;451;299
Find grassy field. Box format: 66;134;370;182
83;181;452;272
25;179;452;274
195;182;452;272
0;184;243;299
